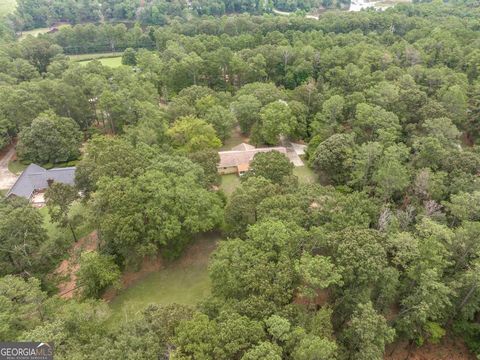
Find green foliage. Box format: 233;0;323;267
244;151;294;185
342;302;395;360
256;101;296;145
76;251;121;299
173;312;266;359
311;133;355;184
17;111;82;164
0;276;47;340
168;116;222;153
92;160;223;261
0;199;48;276
292;335;337;360
45;182;80;241
295;253;342;300
121;48;137;66
3;3;480;359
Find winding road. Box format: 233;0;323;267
0;146;18;190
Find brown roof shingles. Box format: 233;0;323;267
218;146;287;168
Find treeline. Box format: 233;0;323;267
1;1;480;358
8;0;352;32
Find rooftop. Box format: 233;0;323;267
218;144;288;168
7;164;76;199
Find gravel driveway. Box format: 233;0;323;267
0;146;19;190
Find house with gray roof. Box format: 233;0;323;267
6;164;76;204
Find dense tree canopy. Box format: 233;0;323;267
1;1;480;359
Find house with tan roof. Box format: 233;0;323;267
218;143;290;175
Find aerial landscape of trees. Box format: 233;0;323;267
1;0;480;358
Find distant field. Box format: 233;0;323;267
77;56;123;68
19;24;70;40
69;52;123;61
19;28;50;40
0;0;15;16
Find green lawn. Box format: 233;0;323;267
69;52;123;61
293;166;318;184
8;160;27;175
38;201;93;242
77;56;123;68
108;237;216;325
220;129;248;151
220;174;240;196
19;27;50;40
0;0;15;16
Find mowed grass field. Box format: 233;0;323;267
77;56;123;68
0;0;15;16
108;236;218;325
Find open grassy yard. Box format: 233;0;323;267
78;56;123;68
19;27;50;40
220;129;248;151
0;0;15;16
220;174;240;196
108;236;217;325
293;166;318;184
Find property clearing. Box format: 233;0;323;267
107;235;218;325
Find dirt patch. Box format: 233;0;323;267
54;231;98;299
386;336;475;360
102;235;218;302
0;144;18;190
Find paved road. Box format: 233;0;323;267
0;147;18;190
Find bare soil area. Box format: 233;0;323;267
0;144;18;190
386;337;475;360
54;231;98;299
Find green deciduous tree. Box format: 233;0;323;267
0;200;48;276
17;111;82;164
311;133;355;184
231;95;262;134
244;151;294;185
256;101;296;145
45;182;80;241
168;116;222;153
0;276;47;340
92;163;223;262
342;302;395;360
76;251;121;299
